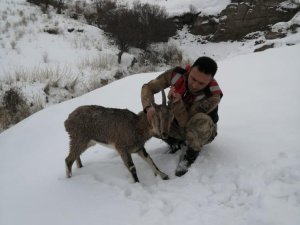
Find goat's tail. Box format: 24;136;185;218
64;116;72;133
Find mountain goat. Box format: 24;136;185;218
64;91;173;182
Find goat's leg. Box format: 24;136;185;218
65;152;77;178
75;140;96;168
65;138;88;178
76;157;83;168
137;148;169;180
119;150;139;182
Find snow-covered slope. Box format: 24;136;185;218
121;0;231;15
1;44;300;225
1;0;300;113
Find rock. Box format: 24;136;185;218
265;31;287;39
172;12;199;28
185;0;300;42
290;23;300;33
254;43;275;52
255;40;265;45
44;27;60;35
190;15;219;36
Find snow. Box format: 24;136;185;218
1;0;300;109
120;0;231;16
1;0;300;223
0;1;116;73
0;0;231;77
1;44;300;225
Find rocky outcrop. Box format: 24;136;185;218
254;43;275;52
177;0;300;42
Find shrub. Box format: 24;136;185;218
131;1;176;46
27;0;65;14
138;51;162;67
44;27;60;35
94;0;117;26
42;51;49;63
10;40;17;49
0;88;31;132
102;1;176;63
3;88;27;113
161;43;183;66
137;43;183;67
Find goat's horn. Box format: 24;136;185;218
161;89;166;105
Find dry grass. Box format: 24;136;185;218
78;53;118;71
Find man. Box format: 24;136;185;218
141;56;223;177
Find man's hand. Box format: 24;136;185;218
168;86;182;103
146;106;155;125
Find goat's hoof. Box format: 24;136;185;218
162;175;169;180
66;172;72;178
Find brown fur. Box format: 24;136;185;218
64;94;173;182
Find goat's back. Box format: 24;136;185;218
65;105;142;144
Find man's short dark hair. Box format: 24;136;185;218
192;56;218;77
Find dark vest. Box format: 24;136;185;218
171;66;223;123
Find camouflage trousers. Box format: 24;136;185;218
168;113;217;151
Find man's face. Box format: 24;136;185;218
188;67;213;93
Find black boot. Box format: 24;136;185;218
163;137;185;154
175;147;199;177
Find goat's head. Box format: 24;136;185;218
151;90;174;139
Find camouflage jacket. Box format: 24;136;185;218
141;66;223;127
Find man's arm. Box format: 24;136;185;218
141;68;173;111
191;94;221;115
174;94;221;128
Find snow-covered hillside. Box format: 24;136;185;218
1;0;300;114
120;0;231;15
1;44;300;225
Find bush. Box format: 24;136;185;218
27;0;65;14
3;88;27;113
94;0;117;26
138;44;183;67
0;88;31;132
44;27;60;35
132;2;176;44
101;1;176;63
161;43;183;66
